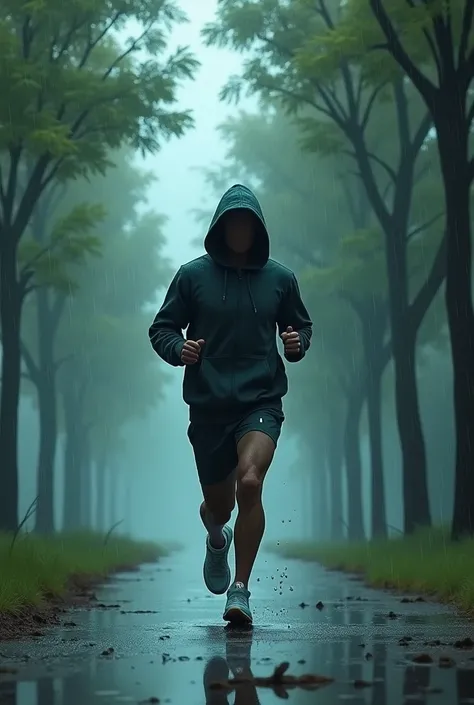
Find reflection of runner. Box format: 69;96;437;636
226;629;261;705
202;629;260;705
149;184;312;625
203;656;230;705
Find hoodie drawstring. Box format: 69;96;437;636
246;274;257;313
222;269;228;302
221;269;257;313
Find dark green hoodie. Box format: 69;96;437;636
149;184;312;422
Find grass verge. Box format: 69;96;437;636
0;531;168;615
272;528;474;614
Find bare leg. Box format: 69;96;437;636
233;432;275;587
200;472;236;548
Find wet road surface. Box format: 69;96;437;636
0;548;474;704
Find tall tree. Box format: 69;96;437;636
20;194;102;533
203;0;446;533
21;151;166;532
56;206;171;530
363;0;474;537
0;0;198;531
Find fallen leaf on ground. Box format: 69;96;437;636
453;638;474;650
209;662;334;692
412;653;433;664
354;679;372;688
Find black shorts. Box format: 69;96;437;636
187;408;284;486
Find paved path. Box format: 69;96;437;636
0;548;473;704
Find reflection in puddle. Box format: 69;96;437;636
1;635;474;705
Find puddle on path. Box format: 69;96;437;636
0;551;473;704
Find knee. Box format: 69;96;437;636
201;499;234;525
236;463;263;509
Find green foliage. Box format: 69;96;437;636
19;202;104;292
0;0;198;173
21;149;172;446
0;530;167;613
273;527;474;613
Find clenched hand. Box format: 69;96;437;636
181;339;205;365
280;326;301;356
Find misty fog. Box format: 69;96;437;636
10;0;466;549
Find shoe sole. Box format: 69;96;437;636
223;606;253;625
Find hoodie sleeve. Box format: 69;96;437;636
148;267;190;367
277;273;313;362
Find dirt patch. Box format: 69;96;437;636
0;563;139;642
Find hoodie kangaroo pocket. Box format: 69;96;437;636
233;355;274;405
184;356;233;406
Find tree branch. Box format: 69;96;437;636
406;212;444;241
51;293;67;331
12;154;51;241
459;0;474;66
20;340;41;386
469;156;474;184
102;21;153;80
369;0;437;107
360;81;387;131
467;96;474;128
79;12;124;70
366;151;397;183
408;234;446;333
405;0;442;78
409;110;433;158
54;353;74;372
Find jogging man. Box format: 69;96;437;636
149;184;312;625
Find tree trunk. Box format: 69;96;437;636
318;458;329;542
36;679;54;705
366;365;387;538
34;288;58;534
385;232;431;534
436;112;474;538
359;301;388;539
62;387;83;531
394;323;431;533
352;82;432;536
95;450;107;533
0;680;16;705
327;417;344;541
108;468;118;529
0;239;21;532
343;384;365;540
81;430;92;529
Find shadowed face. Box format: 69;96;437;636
224;209;256;254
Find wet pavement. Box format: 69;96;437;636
0;548;474;704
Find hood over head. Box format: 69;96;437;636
204;184;269;269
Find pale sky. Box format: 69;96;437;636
142;0;255;270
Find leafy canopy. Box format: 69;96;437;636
0;0;199;235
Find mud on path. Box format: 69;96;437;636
0;549;473;704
